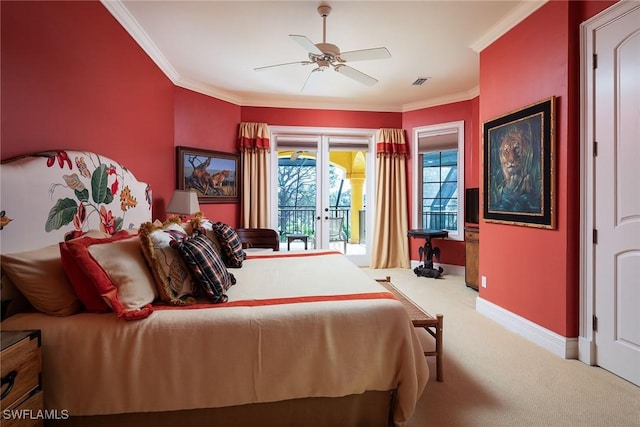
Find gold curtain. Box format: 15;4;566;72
370;128;410;268
237;122;270;228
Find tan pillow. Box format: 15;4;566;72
139;219;195;306
62;231;155;320
87;238;158;310
0;229;111;317
1;244;82;316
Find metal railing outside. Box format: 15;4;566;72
278;206;351;241
422;212;457;230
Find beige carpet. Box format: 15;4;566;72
363;268;640;427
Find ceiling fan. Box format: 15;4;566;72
254;5;391;90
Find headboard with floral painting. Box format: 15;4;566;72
0;150;152;254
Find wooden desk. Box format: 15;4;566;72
376;277;444;382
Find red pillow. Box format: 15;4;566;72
60;242;111;313
60;230;154;320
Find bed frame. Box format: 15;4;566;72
0;150;406;427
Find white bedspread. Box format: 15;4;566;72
1;250;428;426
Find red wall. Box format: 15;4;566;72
478;0;614;337
1;0;619;338
242;107;401;129
0;1;175;217
402;100;478;266
174;88;242;224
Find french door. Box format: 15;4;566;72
270;127;375;266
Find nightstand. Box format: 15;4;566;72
1;330;43;427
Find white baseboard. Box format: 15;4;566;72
410;261;465;278
476;297;579;359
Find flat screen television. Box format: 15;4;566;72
465;188;479;224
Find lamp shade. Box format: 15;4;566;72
166;190;200;215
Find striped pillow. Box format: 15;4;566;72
170;231;235;303
213;222;246;268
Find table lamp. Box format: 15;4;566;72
166;189;200;220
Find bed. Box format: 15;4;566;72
0;150;428;427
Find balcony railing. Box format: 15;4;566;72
278;206;351;241
422;212;457;230
278;207;453;242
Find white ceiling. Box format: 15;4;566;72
104;1;545;112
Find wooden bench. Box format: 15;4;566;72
235;228;280;251
376;276;444;382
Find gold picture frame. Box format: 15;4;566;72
176;146;239;203
483;96;556;228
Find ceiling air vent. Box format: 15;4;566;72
412;77;430;86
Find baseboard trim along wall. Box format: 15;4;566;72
476;297;579;360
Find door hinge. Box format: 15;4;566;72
593;53;598;69
592;315;598;332
593;141;598;156
593;229;598;244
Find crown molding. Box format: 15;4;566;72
470;1;547;53
175;77;243;106
401;86;479;112
239;97;403;113
101;0;179;83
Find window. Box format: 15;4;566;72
420;149;458;230
413;121;465;240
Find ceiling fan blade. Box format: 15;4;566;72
338;47;391;62
254;61;311;71
301;67;323;92
334;64;378;86
290;34;323;55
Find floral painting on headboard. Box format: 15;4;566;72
0;150;152;254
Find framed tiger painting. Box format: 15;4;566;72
176;146;240;203
482;96;556;229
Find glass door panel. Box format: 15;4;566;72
271;129;374;265
323;137;371;264
276;146;318;251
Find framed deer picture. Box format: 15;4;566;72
176;146;240;203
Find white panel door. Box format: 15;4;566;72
594;3;640;386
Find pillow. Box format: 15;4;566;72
1;244;83;316
188;214;223;255
1;229;112;317
139;219;195;306
170;231;235;304
213;222;246;268
62;230;156;320
1;271;32;320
